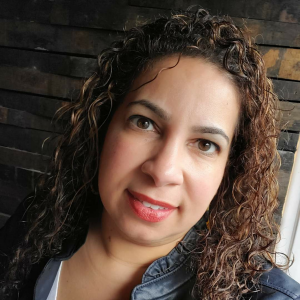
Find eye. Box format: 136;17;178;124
197;139;219;155
129;115;155;131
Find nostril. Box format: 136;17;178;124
140;159;183;187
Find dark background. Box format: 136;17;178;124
0;0;299;228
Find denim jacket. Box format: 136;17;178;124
1;197;300;300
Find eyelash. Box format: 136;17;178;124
128;115;157;132
128;115;220;156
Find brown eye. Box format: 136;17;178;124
197;139;218;154
137;117;150;129
198;140;211;151
129;116;155;131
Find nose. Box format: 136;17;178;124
141;138;184;187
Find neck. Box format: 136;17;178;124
87;210;181;268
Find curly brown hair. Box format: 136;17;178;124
1;8;287;299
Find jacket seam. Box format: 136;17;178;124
259;280;300;299
132;256;194;299
141;279;194;300
141;221;203;282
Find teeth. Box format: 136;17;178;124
131;193;168;210
142;201;167;210
142;201;151;208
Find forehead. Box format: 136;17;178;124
121;56;240;139
133;55;236;88
130;56;239;104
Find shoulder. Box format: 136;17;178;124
246;267;300;299
259;268;300;299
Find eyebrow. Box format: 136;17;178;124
127;99;230;145
191;126;229;144
127;100;170;121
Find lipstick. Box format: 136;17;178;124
127;189;176;223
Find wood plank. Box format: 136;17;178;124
0;195;21;216
0;19;118;56
0;47;97;78
0;65;82;98
0;123;59;156
278;132;299;152
259;46;300;81
15;168;41;190
0;18;300;80
0;164;41;194
52;1;164;30
232;17;300;48
0;0;55;24
0;163;15;183
1;0;300;31
129;0;300;24
0;146;50;172
273;80;300;102
0;180;31;215
0;0;164;31
5;36;299;83
2;51;300;102
280;101;300;132
3;16;299;56
0;89;67;118
1;16;300;56
0;106;63;133
3;38;300;98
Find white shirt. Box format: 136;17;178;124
46;261;63;300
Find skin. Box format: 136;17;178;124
57;56;240;300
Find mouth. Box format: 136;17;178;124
126;189;176;223
128;189;176;210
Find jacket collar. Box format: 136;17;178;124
132;216;207;299
34;214;208;300
141;215;206;284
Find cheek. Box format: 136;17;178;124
187;164;225;208
98;133;126;183
98;131;145;189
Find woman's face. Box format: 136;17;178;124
98;56;240;246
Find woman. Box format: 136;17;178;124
1;8;300;300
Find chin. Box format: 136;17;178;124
117;217;185;247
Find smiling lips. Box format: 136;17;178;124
127;189;176;222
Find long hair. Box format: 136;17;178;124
1;8;286;299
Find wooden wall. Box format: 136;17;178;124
0;0;299;227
